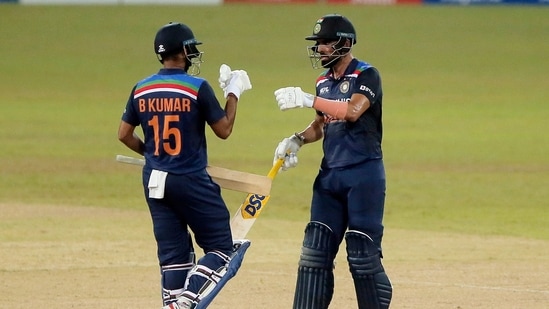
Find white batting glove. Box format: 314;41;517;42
274;87;315;111
273;135;304;171
225;70;252;99
218;64;232;90
218;64;252;99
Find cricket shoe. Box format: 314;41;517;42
162;298;195;309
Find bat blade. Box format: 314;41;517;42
116;154;284;238
230;158;284;240
116;154;145;166
115;155;272;195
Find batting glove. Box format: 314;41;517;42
273;134;304;171
218;64;232;90
274;87;315;111
218;64;252;99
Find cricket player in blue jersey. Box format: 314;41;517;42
118;22;252;309
272;14;393;309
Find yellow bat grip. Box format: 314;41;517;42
267;158;284;179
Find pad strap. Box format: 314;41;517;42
162;262;195;304
162;236;196;306
193;240;251;309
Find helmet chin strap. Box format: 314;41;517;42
308;38;353;70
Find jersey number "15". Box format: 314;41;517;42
148;115;181;156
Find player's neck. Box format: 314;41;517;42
163;63;186;70
163;57;186;70
331;56;353;79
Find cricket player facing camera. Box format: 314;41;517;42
272;14;393;309
118;22;252;309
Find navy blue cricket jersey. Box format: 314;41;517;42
122;68;226;174
315;59;383;169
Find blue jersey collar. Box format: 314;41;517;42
158;68;188;75
326;58;358;79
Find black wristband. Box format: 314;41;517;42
294;132;305;146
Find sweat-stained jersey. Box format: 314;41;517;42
315;58;383;169
122;68;226;174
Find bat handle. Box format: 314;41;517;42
267;158;284;179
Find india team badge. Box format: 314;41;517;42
313;19;323;34
340;80;350;94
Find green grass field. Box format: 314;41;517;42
1;3;548;242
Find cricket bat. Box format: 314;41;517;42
230;158;284;240
115;154;284;239
115;155;273;196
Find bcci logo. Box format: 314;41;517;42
313;21;322;35
339;81;350;94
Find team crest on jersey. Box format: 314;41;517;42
339;80;350;93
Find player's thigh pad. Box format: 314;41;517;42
345;230;392;309
293;221;338;309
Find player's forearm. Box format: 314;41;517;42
313;97;348;120
212;96;238;139
224;94;238;123
314;94;370;122
120;134;144;156
299;118;324;145
118;121;145;155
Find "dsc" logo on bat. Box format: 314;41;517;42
241;194;269;219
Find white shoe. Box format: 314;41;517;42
162;298;193;309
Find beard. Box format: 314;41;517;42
320;54;342;68
320;45;351;68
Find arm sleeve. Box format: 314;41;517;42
354;67;382;105
121;85;140;126
197;80;226;125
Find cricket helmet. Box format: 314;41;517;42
154;22;201;56
305;14;356;69
154;22;203;74
305;14;356;44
